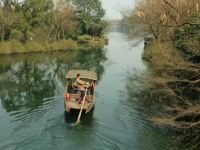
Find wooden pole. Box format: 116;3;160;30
76;88;87;125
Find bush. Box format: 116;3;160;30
0;41;13;54
174;15;200;58
143;41;180;68
77;35;92;44
11;40;26;52
0;40;26;54
9;29;25;42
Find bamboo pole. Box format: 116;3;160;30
76;88;87;125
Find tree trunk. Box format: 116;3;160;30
62;23;65;39
1;25;5;41
46;26;54;41
54;30;57;41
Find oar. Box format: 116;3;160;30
76;88;87;125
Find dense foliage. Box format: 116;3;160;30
73;0;106;36
174;15;200;61
0;0;105;43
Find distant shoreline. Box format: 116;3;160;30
0;36;108;55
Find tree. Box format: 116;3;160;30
0;0;17;10
22;0;54;27
50;0;78;40
21;0;54;41
124;0;199;40
73;0;105;36
0;9;13;40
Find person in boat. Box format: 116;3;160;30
74;74;89;103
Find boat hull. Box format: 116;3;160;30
65;101;94;114
64;94;95;114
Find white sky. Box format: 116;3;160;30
101;0;136;20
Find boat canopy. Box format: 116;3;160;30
66;70;97;80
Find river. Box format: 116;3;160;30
0;29;176;149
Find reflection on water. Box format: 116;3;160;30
0;47;106;149
124;70;178;150
0;48;106;113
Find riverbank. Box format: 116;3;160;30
0;36;108;55
142;39;200;149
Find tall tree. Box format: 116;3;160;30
20;0;54;41
51;0;77;40
73;0;105;36
0;8;14;40
124;0;199;40
22;0;54;27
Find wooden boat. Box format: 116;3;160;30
64;70;97;114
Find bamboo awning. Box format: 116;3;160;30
66;70;97;80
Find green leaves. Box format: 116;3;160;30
174;15;200;58
9;29;24;42
22;0;54;27
73;0;105;36
0;0;105;43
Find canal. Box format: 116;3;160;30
0;26;177;149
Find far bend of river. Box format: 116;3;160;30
0;30;176;150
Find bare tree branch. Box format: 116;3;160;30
162;0;200;26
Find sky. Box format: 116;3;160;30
101;0;136;20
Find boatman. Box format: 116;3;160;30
74;74;89;103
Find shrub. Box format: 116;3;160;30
0;40;26;54
0;41;13;54
9;29;25;42
77;35;92;44
174;15;200;58
10;40;26;53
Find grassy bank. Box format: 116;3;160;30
0;36;108;55
0;40;78;54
